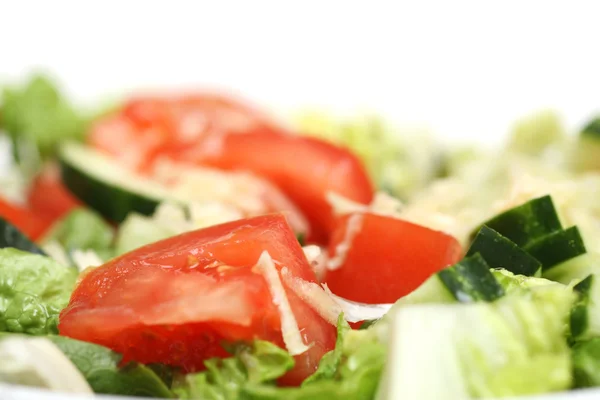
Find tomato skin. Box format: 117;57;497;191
27;163;81;223
0;197;49;240
187;133;374;243
59;214;335;384
324;213;463;304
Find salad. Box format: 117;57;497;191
1;74;600;400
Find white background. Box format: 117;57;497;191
2;0;600;143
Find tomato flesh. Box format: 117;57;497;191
27;163;81;223
0;197;51;240
324;213;463;304
59;214;336;384
89;94;285;171
172;133;374;243
88;95;374;243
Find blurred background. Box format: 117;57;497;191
2;0;600;144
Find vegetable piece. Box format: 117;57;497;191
572;338;600;388
523;226;586;271
0;335;92;394
42;208;114;261
0;196;50;240
507;110;565;155
48;335;174;398
324;213;462;303
59;214;336;385
0;248;77;334
491;269;562;294
544;253;600;285
115;212;177;255
1;74;87;160
572;116;600;171
27;163;81;223
296;113;442;199
437;253;505;302
476;195;562;247
89;94;285;172
172;340;294;399
59;142;171;222
0;217;46;255
376;285;574;399
466;226;541;276
571;275;600;342
188;133;374;243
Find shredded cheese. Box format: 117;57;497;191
327;213;364;271
254;251;310;355
302;245;328;281
322;284;393;323
71;249;104;272
281;267;341;325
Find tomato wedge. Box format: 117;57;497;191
89;94;285;171
88;95;374;243
183;133;374;243
0;197;50;240
324;213;463;304
59;214;336;385
27;163;81;223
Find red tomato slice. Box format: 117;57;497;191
59;214;336;385
0;197;50;240
183;133;374;243
89;94;286;171
27;163;81;223
88;95;374;242
324;213;463;304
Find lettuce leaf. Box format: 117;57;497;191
0;248;77;334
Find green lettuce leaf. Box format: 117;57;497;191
115;212;177;256
1;74;87;161
172;340;294;400
377;284;574;399
43;208;114;260
572;338;600;388
0;248;77;334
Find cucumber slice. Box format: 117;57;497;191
58;142;172;222
523;226;586;272
571;274;600;341
437;253;505;302
475;195;561;247
467;226;541;276
0;217;45;255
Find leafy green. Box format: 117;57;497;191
1;74;87;161
115;212;177;255
43;208;114;260
572;338;600;388
242;318;385;400
377;285;574;399
0;248;77;334
491;268;562;294
303;315;350;385
172;340;294;400
42;335;173;397
507;110;565;155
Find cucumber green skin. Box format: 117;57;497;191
524;226;586;272
437;253;505;302
467;226;541;277
571;275;593;341
60;160;160;223
475;195;561;247
0;218;46;255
